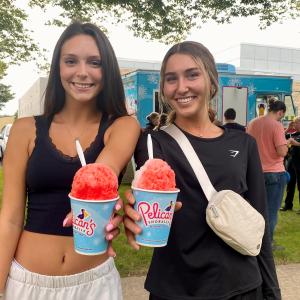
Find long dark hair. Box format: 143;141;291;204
43;22;128;119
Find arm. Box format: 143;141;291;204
275;123;288;157
275;144;288;157
244;138;281;300
96;116;140;175
96;116;140;255
287;137;300;147
0;118;34;292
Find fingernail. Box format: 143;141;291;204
115;204;121;211
63;217;68;227
106;223;114;231
107;234;113;240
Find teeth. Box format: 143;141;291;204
177;97;193;103
73;83;93;88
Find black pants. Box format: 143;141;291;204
284;159;300;209
149;286;263;300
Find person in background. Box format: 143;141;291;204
247;99;288;250
153;113;168;131
281;117;300;213
223;108;246;132
207;108;222;126
144;112;160;132
0;22;140;300
258;103;266;117
125;41;280;300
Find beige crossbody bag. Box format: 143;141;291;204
163;124;265;256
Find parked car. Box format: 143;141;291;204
0;123;12;160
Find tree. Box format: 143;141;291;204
0;1;47;111
0;61;14;111
0;63;14;111
0;83;14;111
29;0;300;43
0;0;299;75
1;0;299;69
0;1;41;75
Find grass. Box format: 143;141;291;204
273;197;300;264
114;184;153;277
0;173;299;277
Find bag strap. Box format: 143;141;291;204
162;124;217;202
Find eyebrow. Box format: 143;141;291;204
165;67;200;76
61;54;101;59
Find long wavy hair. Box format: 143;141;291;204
43;22;128;119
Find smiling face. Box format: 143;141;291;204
162;53;210;120
59;34;103;105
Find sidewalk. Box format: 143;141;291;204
121;264;300;300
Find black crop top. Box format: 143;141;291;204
25;114;113;236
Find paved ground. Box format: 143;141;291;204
121;264;300;300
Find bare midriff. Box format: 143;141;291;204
14;231;109;275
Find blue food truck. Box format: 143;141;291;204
122;64;296;128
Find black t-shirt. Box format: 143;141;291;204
223;122;246;132
288;131;300;164
134;126;280;300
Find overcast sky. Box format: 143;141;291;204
2;3;300;115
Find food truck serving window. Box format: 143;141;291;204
284;95;295;121
255;95;279;117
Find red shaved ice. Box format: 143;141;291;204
71;163;118;200
133;158;176;191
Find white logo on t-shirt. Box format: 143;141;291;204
229;150;239;157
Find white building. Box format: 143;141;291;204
18;77;47;118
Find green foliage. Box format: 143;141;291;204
0;60;14;109
0;0;299;76
0;1;40;68
0;0;298;82
0;1;49;110
28;0;300;44
0;83;14;110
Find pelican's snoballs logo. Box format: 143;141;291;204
137;201;175;227
73;208;97;237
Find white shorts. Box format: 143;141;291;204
4;257;122;300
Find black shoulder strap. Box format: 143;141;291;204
34;115;50;139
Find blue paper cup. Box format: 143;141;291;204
132;187;180;247
69;194;118;255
